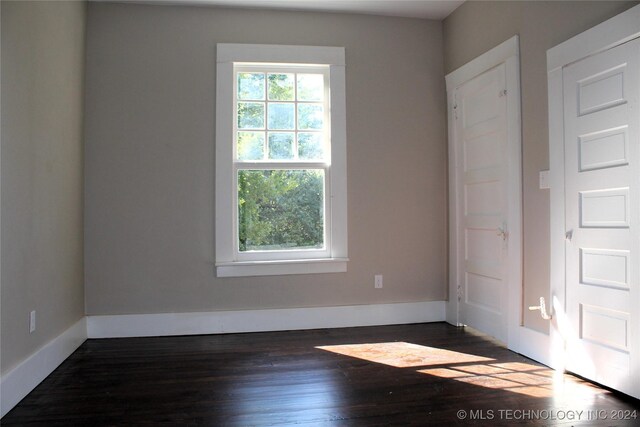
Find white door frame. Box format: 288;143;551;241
446;36;534;356
547;4;640;377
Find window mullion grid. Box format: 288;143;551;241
323;71;331;163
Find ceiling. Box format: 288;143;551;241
104;1;466;20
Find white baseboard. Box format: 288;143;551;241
0;302;444;418
87;301;446;338
0;318;87;418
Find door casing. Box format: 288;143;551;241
446;36;540;356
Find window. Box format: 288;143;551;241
216;44;347;277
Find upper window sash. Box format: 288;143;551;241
233;65;331;165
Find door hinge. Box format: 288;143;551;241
497;223;509;241
453;92;459;120
457;285;463;302
499;89;507;97
565;229;573;241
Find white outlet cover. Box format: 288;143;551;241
539;170;550;189
374;275;383;288
29;310;36;333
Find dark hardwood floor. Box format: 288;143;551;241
2;323;638;426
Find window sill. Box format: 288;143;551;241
216;258;348;278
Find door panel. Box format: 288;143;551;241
562;38;639;397
580;248;630;290
578;125;629;171
455;64;509;343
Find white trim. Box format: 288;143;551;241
504;53;524;352
445;36;525;354
217;44;345;66
328;64;348;259
446;36;519;91
547;66;566;373
232;64;333;262
547;4;640;72
216;58;235;266
216;257;348;277
547;4;640;377
0;301;444;416
0;318;87;418
446;86;459;327
86;301;446;338
215;44;347;277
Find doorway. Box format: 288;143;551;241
548;5;640;399
446;36;522;346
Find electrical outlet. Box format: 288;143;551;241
374;275;383;289
539;170;550;189
30;310;36;333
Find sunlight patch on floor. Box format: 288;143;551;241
419;364;557;397
316;342;494;368
317;341;611;400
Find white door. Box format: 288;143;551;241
562;38;639;397
453;64;510;343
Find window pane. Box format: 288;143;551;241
238;102;265;129
298;104;323;130
238;170;325;252
268;73;294;101
237;73;265;100
268;103;295;130
237;132;265;160
297;74;324;101
298;133;324;160
268;132;294;159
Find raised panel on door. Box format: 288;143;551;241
455;64;509;343
563;38;639;397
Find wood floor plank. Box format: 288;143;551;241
2;323;638;426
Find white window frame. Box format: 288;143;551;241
233;64;331;262
216;44;348;277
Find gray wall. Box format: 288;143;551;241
443;0;638;332
1;0;86;373
83;3;447;315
